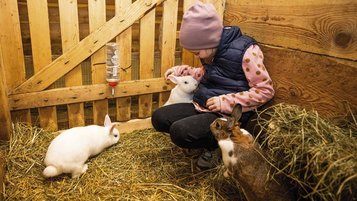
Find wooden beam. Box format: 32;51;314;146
11;0;166;95
89;0;108;125
138;6;156;118
27;0;57;131
9;78;174;111
0;0;30;124
59;0;85;127
116;118;153;134
0;38;12;141
159;0;179;106
116;0;133;122
0;0;26;90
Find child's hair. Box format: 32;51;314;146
179;2;223;50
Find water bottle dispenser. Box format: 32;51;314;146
106;42;120;96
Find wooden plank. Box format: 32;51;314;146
138;8;156;118
27;0;57;131
10;110;31;123
12;0;166;95
0;40;11;141
116;118;153;134
224;0;357;60
0;0;26;90
59;0;85;127
115;0;132;122
0;0;30;123
89;0;108;125
262;45;357;118
9;78;173;110
158;0;179;106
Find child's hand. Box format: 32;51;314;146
164;68;175;80
206;96;221;112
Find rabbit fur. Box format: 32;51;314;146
164;74;198;106
43;115;120;179
210;104;296;201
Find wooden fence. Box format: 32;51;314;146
0;0;226;141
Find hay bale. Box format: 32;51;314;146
0;123;244;200
256;103;357;201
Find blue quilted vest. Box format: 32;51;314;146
193;26;257;108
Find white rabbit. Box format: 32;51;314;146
43;115;120;178
164;74;198;106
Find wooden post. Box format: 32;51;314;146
0;0;30;124
0;37;12;141
27;1;58;131
138;7;156;118
89;0;108;125
59;0;85;127
159;0;179;106
116;0;133;122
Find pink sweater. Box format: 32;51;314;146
171;45;275;114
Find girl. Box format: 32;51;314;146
152;2;275;170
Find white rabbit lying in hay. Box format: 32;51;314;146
43;115;120;179
164;74;198;106
210;104;296;201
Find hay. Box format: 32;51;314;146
0;123;243;200
256;103;357;201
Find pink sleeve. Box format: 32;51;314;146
219;45;275;114
172;65;205;81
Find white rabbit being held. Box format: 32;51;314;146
164;74;198;106
43;115;119;178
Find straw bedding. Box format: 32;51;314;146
256;103;357;201
0;123;242;200
1;103;356;200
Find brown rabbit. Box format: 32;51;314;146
210;104;296;201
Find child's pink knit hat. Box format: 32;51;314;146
179;2;223;50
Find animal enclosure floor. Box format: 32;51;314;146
1;123;243;200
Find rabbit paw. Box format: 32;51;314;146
81;164;88;174
71;164;88;178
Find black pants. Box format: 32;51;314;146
151;103;221;150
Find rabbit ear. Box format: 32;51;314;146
232;104;242;121
227;117;235;131
109;124;116;134
227;104;242;130
168;74;179;84
104;114;112;127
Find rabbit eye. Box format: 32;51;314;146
184;81;188;84
214;121;222;129
114;134;118;138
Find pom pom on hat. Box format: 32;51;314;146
179;2;223;50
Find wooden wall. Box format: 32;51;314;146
224;0;357;118
1;0;356;136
